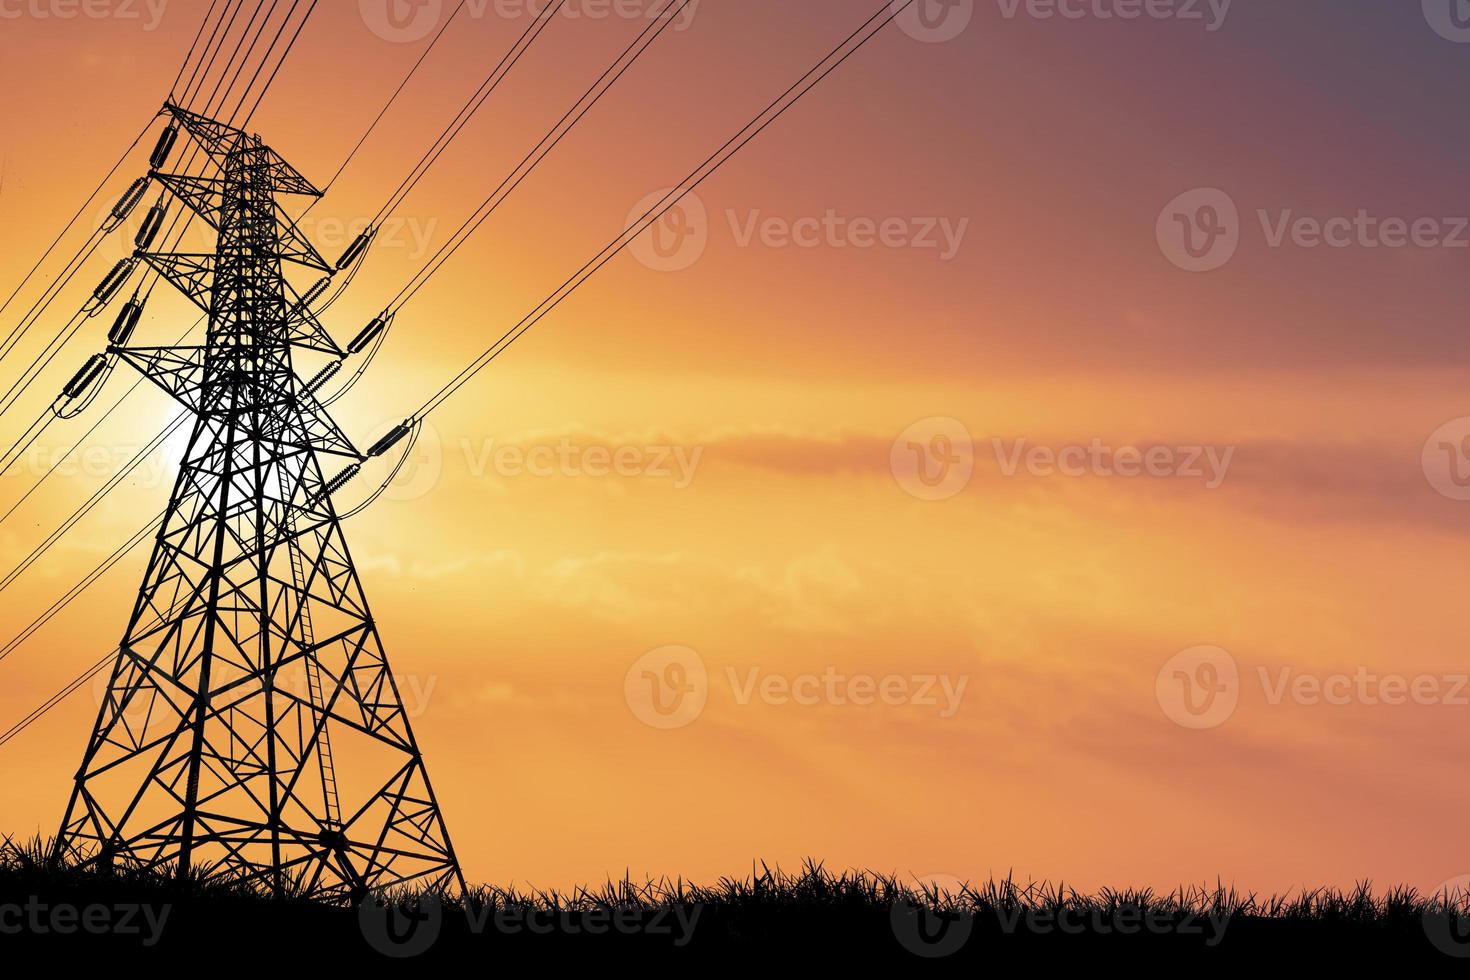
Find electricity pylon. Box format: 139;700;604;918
54;105;462;901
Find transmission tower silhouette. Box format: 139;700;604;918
53;105;461;901
0;0;909;905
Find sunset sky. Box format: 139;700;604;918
1;0;1469;895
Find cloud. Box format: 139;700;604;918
357;549;526;581
530;549;928;635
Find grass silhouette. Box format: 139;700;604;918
3;836;1467;967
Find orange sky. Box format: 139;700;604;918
1;0;1469;895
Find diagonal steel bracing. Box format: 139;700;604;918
56;112;462;902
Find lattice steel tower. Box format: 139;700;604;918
55;106;462;901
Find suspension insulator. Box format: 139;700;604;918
304;360;342;394
108;177;150;226
134;199;167;251
92;258;136;308
324;464;362;497
297;276;332;309
149;124;178;170
107;295;145;346
336;229;373;270
367;422;413;458
347;315;389;355
62;354;108;400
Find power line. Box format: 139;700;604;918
0;122;153;334
220;0;290;126
0;652;112;749
371;0;568;228
0;0;918;759
0;0;250;391
0;0;571;638
0;0;324;712
0;0;287;433
0;317;198;531
385;0;690;315
0;0;364;641
0;183;125;372
0;512;163;667
54;58;465;891
0;0;317;519
240;0;321;127
408;0;913;421
0;405;53;476
192;0;265;114
169;0;229;102
318;0;472;195
0;416;184;598
0;0;230;333
0;0;423;532
177;0;240;107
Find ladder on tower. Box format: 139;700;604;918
280;469;342;831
